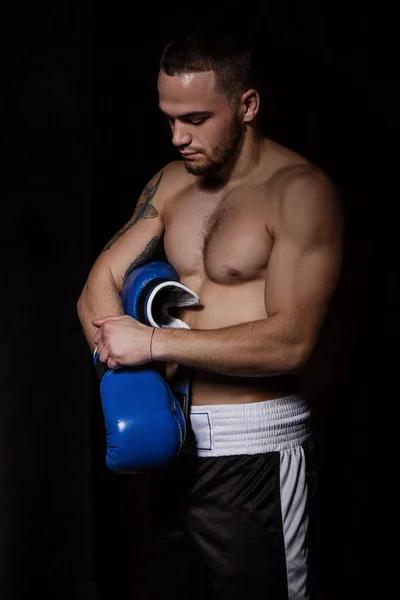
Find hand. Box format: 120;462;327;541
92;315;154;370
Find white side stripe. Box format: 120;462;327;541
280;446;310;600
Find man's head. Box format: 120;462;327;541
157;22;262;176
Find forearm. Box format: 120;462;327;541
77;270;124;353
151;316;307;377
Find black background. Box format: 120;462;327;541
1;1;397;599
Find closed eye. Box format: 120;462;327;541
160;108;212;126
184;118;207;125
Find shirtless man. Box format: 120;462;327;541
77;23;343;600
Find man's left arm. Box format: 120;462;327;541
151;171;344;377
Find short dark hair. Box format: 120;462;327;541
159;20;261;106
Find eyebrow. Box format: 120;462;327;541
159;108;213;119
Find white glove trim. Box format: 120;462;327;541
146;281;200;329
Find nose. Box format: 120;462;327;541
171;122;192;148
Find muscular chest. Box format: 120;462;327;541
164;188;273;284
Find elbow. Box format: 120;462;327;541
76;289;86;323
76;294;82;316
257;342;310;376
289;339;315;372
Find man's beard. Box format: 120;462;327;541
183;113;244;177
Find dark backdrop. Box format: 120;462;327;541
1;2;396;599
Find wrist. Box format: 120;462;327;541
151;327;170;362
149;328;156;361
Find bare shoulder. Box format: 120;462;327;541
157;160;193;196
155;160;197;222
282;162;340;206
138;160;189;201
272;162;344;240
134;160;192;223
160;159;187;178
262;140;339;208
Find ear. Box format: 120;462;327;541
241;89;260;123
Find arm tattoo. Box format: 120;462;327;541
102;171;164;252
121;236;160;287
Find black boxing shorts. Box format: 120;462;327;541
145;394;318;600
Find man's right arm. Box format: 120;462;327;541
77;167;170;353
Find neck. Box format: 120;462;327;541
207;126;266;188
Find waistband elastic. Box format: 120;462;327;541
183;394;312;457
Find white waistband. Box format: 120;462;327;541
183;394;311;457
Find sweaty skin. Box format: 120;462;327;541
78;70;343;407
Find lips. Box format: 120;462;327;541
181;151;199;157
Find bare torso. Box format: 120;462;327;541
163;139;311;405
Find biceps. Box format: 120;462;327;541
265;239;342;331
92;214;165;291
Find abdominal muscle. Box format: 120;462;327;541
167;277;301;406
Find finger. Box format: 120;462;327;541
95;341;104;357
107;357;121;371
98;347;110;365
92;318;107;327
92;315;125;326
93;329;101;344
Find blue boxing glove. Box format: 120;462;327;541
94;261;199;473
120;261;199;329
